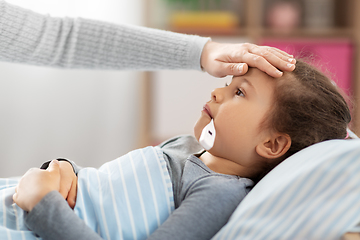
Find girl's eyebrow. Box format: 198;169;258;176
232;76;255;92
242;78;253;88
240;78;255;92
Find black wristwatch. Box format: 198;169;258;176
40;158;76;173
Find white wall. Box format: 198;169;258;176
152;37;249;143
0;0;143;177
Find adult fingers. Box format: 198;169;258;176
241;52;284;78
212;62;249;77
250;48;296;73
263;47;296;64
222;62;248;77
267;46;293;58
246;43;292;58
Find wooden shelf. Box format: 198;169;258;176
165;27;354;39
261;28;354;39
165;27;245;37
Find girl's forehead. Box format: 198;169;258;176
232;68;274;84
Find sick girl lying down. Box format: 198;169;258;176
1;60;351;240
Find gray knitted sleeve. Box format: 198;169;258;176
0;0;210;70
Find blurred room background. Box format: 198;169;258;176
1;0;358;177
0;0;144;177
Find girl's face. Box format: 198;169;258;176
194;68;277;168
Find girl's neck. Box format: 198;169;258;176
199;151;261;179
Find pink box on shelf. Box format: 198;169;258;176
260;39;354;97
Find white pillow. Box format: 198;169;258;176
213;139;360;240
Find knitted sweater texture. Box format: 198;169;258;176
0;0;209;70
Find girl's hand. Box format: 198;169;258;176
200;42;296;78
13;160;61;212
58;161;77;209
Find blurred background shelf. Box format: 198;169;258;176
139;0;360;146
260;28;355;38
167;28;355;38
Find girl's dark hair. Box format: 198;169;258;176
264;59;351;159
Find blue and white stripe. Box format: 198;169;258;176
0;178;41;240
0;146;174;240
213;139;360;240
74;146;174;240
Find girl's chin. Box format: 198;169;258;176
193;127;201;142
194;117;207;141
194;115;213;141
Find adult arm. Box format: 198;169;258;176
0;1;294;77
0;0;207;71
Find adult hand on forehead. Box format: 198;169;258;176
201;42;296;78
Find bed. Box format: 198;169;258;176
1;135;360;239
213;133;360;239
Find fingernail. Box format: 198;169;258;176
277;70;283;76
238;63;245;73
287;63;294;68
288;58;295;63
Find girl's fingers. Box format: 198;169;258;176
58;186;68;199
67;178;77;209
12;192;18;202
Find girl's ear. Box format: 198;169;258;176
255;133;291;159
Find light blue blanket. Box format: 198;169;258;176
0;146;174;240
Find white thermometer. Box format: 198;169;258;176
199;119;216;150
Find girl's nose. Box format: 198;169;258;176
211;87;224;102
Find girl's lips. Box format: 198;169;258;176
202;104;213;119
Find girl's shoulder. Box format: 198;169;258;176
157;135;203;155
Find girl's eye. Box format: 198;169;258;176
236;88;245;97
